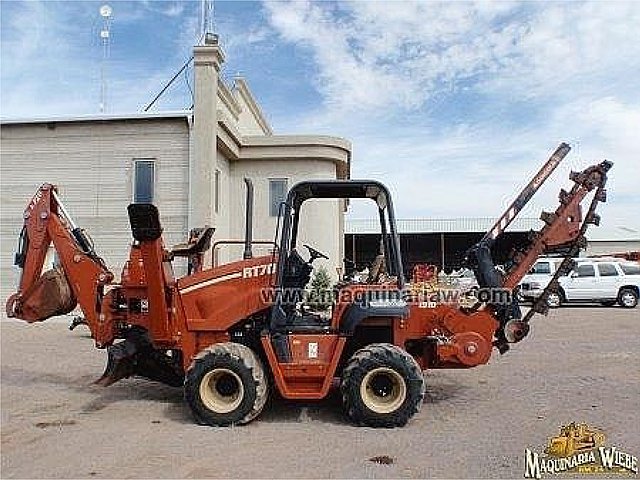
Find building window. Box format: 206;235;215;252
215;169;220;213
133;159;155;203
269;178;288;217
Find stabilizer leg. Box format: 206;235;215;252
96;328;184;387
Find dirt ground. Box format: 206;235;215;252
1;307;639;479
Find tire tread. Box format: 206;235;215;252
185;342;268;426
341;343;425;428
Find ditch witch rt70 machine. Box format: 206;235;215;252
6;144;611;427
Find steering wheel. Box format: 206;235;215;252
303;244;329;263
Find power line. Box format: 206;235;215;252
143;1;215;112
143;56;194;112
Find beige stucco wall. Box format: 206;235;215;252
0;118;190;302
212;151;232;264
1;119;351;309
232;79;272;136
223;159;344;277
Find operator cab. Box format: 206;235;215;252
270;180;406;361
280;244;328;291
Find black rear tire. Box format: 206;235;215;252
341;343;425;428
184;343;268;426
618;288;638;308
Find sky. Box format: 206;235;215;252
1;0;639;235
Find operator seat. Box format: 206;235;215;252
271;246;335;362
280;249;330;332
171;227;215;274
281;249;313;290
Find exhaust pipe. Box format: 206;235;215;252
243;178;254;260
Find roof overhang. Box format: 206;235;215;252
216;110;351;179
0;111;192;125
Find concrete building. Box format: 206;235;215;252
0;37;350;301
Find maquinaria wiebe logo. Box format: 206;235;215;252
524;423;637;478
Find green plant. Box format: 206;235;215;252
307;266;333;311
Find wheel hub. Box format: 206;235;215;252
200;368;244;414
360;367;407;414
621;292;635;307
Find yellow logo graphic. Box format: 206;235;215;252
524;423;638;479
545;423;606;457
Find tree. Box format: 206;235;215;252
307;266;333;311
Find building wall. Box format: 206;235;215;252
232;79;272;136
585;240;640;257
346;231;530;276
212;151;232;264
0;118;190;302
226;159;343;276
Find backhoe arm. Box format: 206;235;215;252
6;184;114;341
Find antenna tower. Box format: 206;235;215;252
201;0;215;42
99;5;112;113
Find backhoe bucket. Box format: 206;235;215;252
6;267;77;322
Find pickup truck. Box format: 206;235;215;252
519;257;563;303
520;259;640;308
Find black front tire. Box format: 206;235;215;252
618;288;638;308
546;291;563;308
184;343;268;426
341;343;425;428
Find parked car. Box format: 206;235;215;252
551;260;640;308
519;258;640;308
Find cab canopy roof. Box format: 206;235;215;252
286;180;391;210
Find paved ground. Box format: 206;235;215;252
1;306;639;479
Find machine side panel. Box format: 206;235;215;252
178;255;275;331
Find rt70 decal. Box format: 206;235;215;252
242;263;276;278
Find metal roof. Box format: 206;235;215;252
346;217;542;234
346;217;640;241
0;111;192;125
